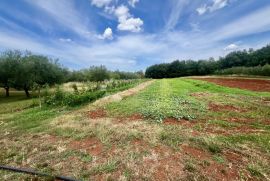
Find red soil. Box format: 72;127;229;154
182;145;211;160
69;137;103;156
163;118;196;127
114;113;144;123
88;109;107;119
208;103;247;113
128;113;144;121
193;78;270;92
203;161;239;181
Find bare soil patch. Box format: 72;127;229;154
69;137;103;156
163;118;197;127
182;145;211;160
193;77;270;92
88;109;107;119
204;124;265;135
202;161;240;181
208;103;247;112
114;113;144;123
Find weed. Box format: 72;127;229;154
207;143;222;154
159;127;184;148
213;155;225;163
247;164;264;178
90;160;119;174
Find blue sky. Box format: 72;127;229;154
1;0;270;71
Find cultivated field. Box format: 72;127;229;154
1;77;270;180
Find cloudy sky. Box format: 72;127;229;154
1;0;270;71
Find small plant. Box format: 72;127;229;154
208;143;222;154
247;164;264;178
184;161;196;172
213;155;225;163
159;129;183;149
90;160;119;174
71;83;79;94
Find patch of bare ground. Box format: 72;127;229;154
193;77;270;92
87;109;107;119
181;144;253;181
113;113;144;123
202;161;240;181
208;102;247;112
182;144;211;160
163;118;197;127
93;80;155;106
226;117;257;124
203;124;266;136
138;145;185;180
69;137;103;156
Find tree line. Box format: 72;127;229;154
145;44;270;78
0;50;144;97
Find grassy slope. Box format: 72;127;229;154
1;78;270;180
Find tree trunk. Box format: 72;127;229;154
4;86;9;97
24;85;30;98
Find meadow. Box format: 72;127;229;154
0;77;270;180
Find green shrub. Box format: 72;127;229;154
45;89;105;107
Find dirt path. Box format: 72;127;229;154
193;77;270;92
93;80;155;106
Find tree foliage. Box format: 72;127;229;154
0;50;66;97
0;50;144;97
145;44;270;78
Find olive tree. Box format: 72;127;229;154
0;50;22;97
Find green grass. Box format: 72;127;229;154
1;78;270;180
106;78;270;122
90;160;119;174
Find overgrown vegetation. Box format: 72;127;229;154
0;50;144;98
44;79;142;107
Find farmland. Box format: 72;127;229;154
1;77;270;180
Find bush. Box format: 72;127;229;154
45;87;105;107
63;91;105;106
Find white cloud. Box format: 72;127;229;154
209;0;228;12
2;1;270;71
104;6;115;14
165;0;189;31
224;44;238;51
91;0;113;8
98;27;113;40
114;5;143;32
59;38;72;42
211;6;270;41
25;0;93;38
118;17;143;32
196;5;207;15
128;0;139;8
197;0;228;15
114;5;130;20
92;3;144;33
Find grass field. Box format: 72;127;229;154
1;78;270;180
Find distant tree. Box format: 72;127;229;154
0;50;22;97
87;65;110;82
